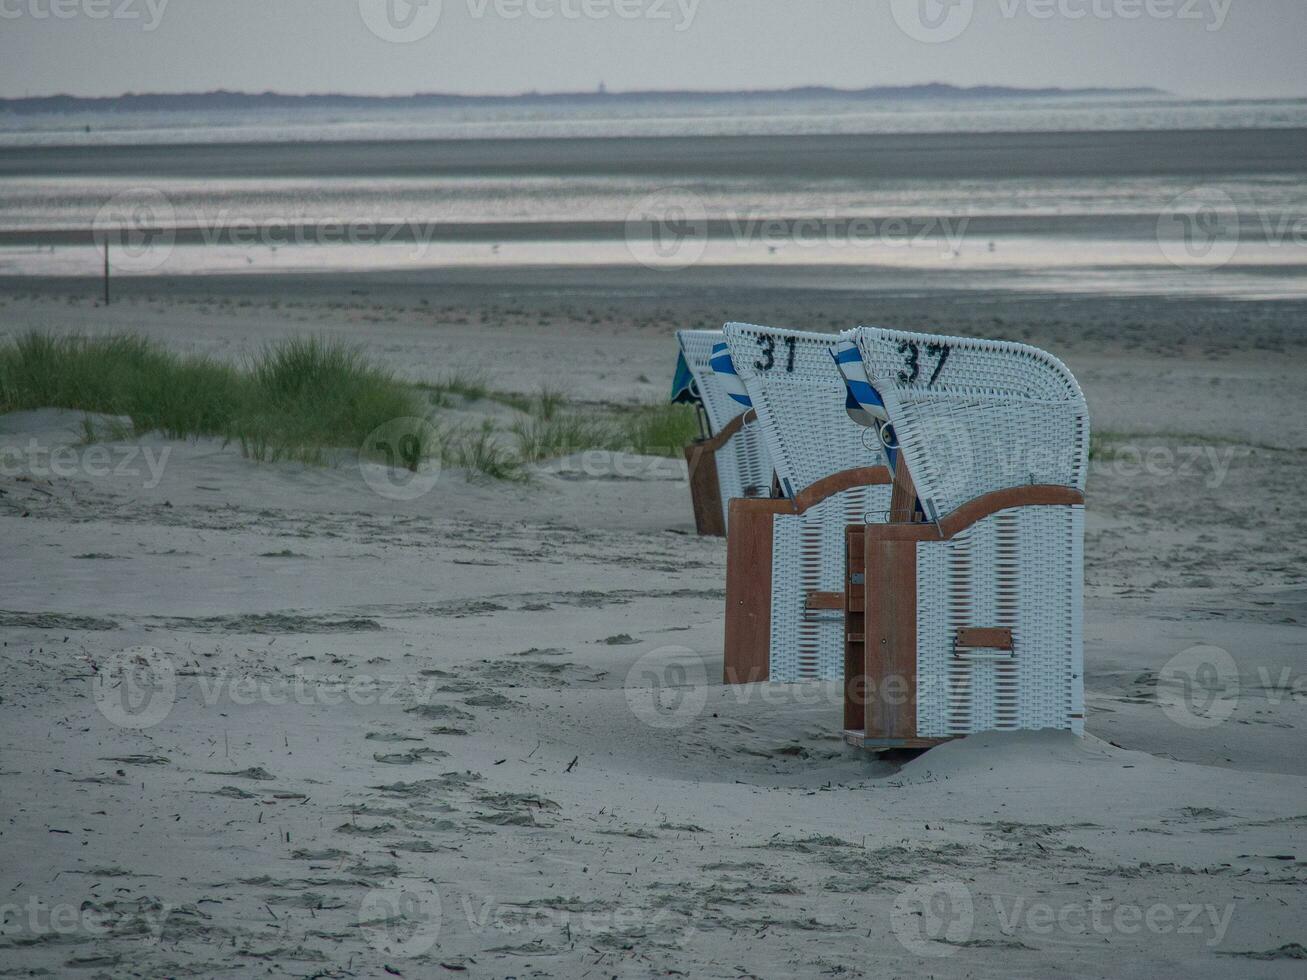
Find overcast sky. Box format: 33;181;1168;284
0;0;1303;100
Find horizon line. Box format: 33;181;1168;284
0;81;1179;107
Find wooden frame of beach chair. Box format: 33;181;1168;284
719;323;893;684
675;330;773;537
841;327;1089;749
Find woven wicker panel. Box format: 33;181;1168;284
713;422;772;525
915;505;1084;737
722;322;881;496
769;483;893;682
676;329;739;433
677;329;774;527
853;328;1089;521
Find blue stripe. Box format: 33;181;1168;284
845;379;884;408
833;346;862;364
728;392;752;407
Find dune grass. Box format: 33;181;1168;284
0;331;699;480
614;402;700;458
0;331;433;467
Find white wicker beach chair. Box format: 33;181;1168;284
842;326;1088;747
718;323;892;684
673;330;772;536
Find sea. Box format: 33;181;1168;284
1;93;1304;299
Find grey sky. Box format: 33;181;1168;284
0;0;1303;101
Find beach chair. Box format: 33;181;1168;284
673;330;773;536
718;323;893;684
840;327;1088;748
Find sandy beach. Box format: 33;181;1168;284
2;268;1305;977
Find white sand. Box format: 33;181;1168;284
1;287;1305;977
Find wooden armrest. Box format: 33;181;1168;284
863;485;1085;544
793;466;892;514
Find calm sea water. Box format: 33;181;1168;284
1;94;1304;298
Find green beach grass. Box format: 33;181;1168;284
0;332;699;480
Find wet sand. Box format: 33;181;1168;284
5;127;1307;179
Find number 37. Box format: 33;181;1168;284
897;341;949;386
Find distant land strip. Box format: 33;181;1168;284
0;83;1168;114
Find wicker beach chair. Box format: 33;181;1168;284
673;330;773;536
840;326;1088;748
718;323;893;684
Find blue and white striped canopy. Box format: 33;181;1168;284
831;340;887;427
710;342;752;409
831;339;901;471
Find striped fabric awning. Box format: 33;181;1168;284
710;342;752;409
831;340;886;427
831;339;900;472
